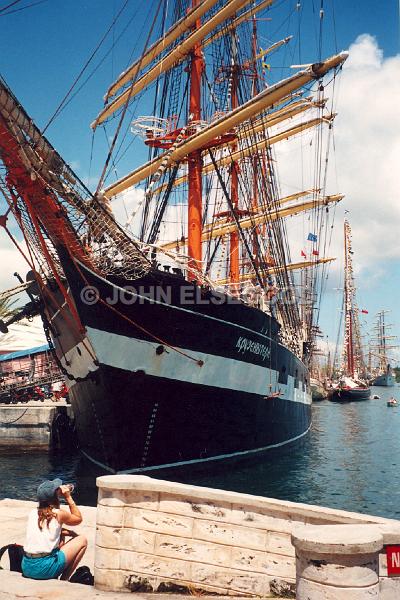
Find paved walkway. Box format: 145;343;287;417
1;571;255;600
0;499;285;599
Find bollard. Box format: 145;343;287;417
292;524;383;599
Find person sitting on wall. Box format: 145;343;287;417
22;479;87;581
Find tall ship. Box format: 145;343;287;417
369;311;397;387
0;1;348;473
330;220;371;402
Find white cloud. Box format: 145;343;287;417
0;237;30;293
111;187;145;231
272;34;400;282
329;35;400;265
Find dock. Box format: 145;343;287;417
0;401;74;449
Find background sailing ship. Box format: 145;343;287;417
369;311;398;387
330;220;371;402
0;0;348;473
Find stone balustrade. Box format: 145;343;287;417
95;475;400;596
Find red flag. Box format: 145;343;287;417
361;309;368;314
301;250;306;258
312;249;319;256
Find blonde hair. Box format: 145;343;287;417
37;496;59;530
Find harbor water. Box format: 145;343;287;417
2;385;399;519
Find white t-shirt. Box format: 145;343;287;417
24;508;62;554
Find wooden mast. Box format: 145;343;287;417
229;32;240;288
188;0;204;279
161;193;343;251
104;0;220;102
216;257;336;284
102;51;348;198
344;220;355;377
251;15;261;262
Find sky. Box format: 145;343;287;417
0;0;399;364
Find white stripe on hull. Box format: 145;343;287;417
86;326;311;405
59;336;99;381
80;423;312;475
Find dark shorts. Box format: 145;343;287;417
22;547;66;579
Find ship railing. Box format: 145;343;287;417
0;373;64;396
131;240;244;300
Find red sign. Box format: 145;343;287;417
386;546;400;576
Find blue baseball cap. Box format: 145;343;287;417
37;478;62;503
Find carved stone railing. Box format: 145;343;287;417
94;475;400;596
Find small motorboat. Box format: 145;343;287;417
372;394;380;399
387;397;398;407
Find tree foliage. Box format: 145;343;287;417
0;297;17;321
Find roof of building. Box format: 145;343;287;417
0;344;50;362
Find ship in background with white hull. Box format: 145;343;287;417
370;311;398;387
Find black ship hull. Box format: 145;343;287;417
330;387;371;402
47;260;312;473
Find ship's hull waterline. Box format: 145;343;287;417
47;261;312;474
329;387;371;402
371;374;395;387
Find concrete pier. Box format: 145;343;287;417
0;401;73;449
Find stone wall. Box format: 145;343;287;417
95;475;399;596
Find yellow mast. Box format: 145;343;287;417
104;112;335;198
105;0;277;104
200;189;318;230
92;0;256;129
215;257;336;284
99;49;347;196
105;0;221;102
160;194;343;250
200;115;336;173
147;100;324;198
203;0;276;49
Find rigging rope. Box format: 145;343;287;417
208;148;265;289
42;0;131;134
69;253;205;367
95;0;164;196
0;0;47;16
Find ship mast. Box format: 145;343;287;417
341;219;367;379
251;16;261;261
187;0;204;280
370;310;398;375
229;30;240;288
343;220;355;377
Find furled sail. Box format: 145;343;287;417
103;52;347;198
92;0;258;129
